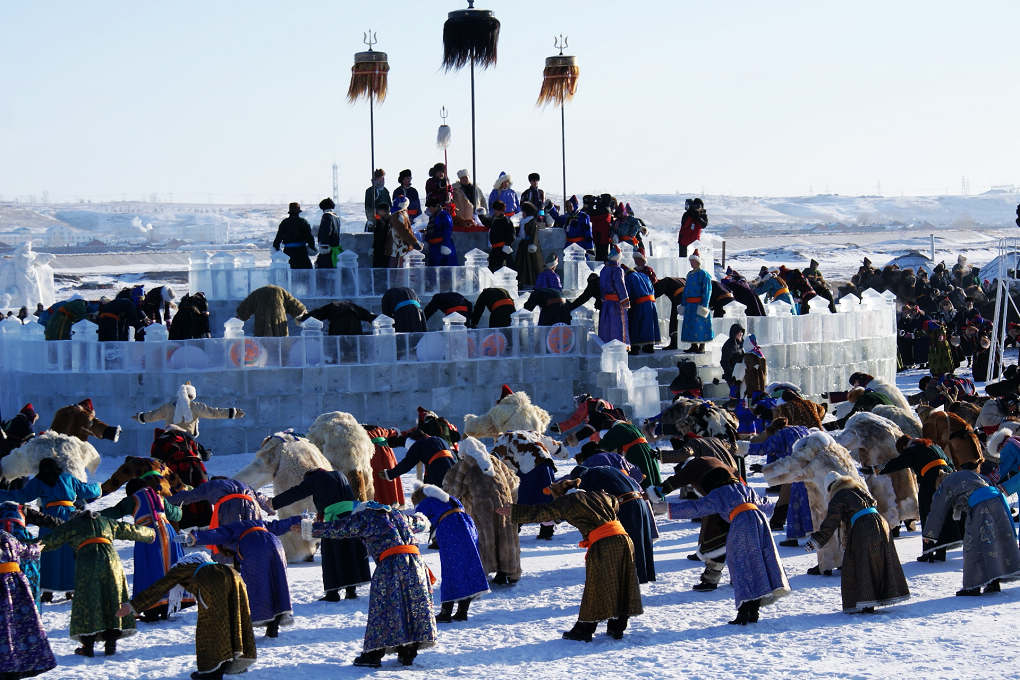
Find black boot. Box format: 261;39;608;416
140;608;162;623
453;598;471;621
562;621;597;642
103;629;120;656
265;615;281;638
537;524;554;540
397;643;418;666
75;634;96;657
40;591;53;604
916;552;935;563
436;601;455;623
352;649;384;668
692;580;718;592
64;591;74;601
746;599;761;623
190;670;224;680
769;504;789;531
956;587;982;596
890;526;901;538
934;548;947;562
779;538;800;547
319;590;341;602
606;617;628;640
729;601;754;625
344;586;358;600
984;579;1001;594
859;606;876;614
491;571;509;586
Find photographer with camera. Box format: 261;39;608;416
678;197;708;258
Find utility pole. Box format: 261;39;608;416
332;163;340;205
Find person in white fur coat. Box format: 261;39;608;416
463;386;552;440
132;382;245;438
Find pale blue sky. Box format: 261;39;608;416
1;0;1017;203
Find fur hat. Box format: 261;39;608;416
492;199;506;212
493;171;511;189
456;168;469;179
173;383;197;425
528;172;540;182
987;427;1017;459
520;201;538;218
565;195;578;212
689;249;701;263
432;163;446;175
78;399;94;413
319;197;336;210
499;384;514;401
416;482;450;503
895;434;913;453
20;403;36;422
545;252;559;266
459;436;494;476
373;168;385;179
288;202;302;214
392;195;410;213
161;286;176;303
576;441;602;463
607;244;622;262
399;168;412;181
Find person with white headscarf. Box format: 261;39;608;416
132;382;245;438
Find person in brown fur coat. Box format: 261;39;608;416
774;390;827;429
442;437;521;585
235;285;306;337
50;399;121;443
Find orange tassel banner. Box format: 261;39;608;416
537;55;579;107
347;50;389;103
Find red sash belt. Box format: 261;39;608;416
491;241;506;248
566;236;585;243
578;520;628;552
491;298;514;310
428;237;444;244
444;305;469;315
634;295;654;305
685;296;703;304
621;437;648;453
603;294;620;302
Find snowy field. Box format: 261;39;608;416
33;365;1020;680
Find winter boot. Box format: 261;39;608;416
74;635;96;657
319;590;341;602
859;606;876;614
64;591;74;601
40;591;53;604
606;617;628;640
692;580;718;592
265;616;280;638
453;598;471;621
904;519;917;532
397;643;418;666
190;670;224;680
779;538;800;547
934;548;947;562
984;579;1001;594
642;344;655;354
537;524;555;540
352;650;384;668
746;600;761;623
664;338;678;351
955;587;982;596
890;526;901;538
683;345;699;354
103;629;120;656
140;608;162;623
562;621;597;642
491;571;509;586
769;506;789;531
687;553;702;562
728;602;754;625
916;552;935;563
344;586;358;600
435;601;455;623
102;425;121;442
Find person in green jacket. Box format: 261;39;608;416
595;422;662;488
927;324;957;377
44;298;90;340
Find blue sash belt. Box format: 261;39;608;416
850;506;878;527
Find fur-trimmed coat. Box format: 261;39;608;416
50;403;119;444
463;392;552;439
441;439;521;579
134;399;242;439
774;396;826;430
235;285;306;338
307;411;375;502
0;431;101;483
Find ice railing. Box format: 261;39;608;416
190;249;521;302
0;310;592;375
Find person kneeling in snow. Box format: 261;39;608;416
117;551;256;680
804;472;910;613
412;483;490;622
499;478;643;641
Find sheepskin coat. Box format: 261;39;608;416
749;426;814;540
0;431;101;484
491;431;560;506
235;285;306;337
810;480;910;613
871;405;922;438
442;443;521;580
50;403;118;443
463;391;552;439
234;432;331;563
774;397;826;429
134;399;242;438
307;412;375;502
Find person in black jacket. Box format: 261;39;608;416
470;288;516;329
140;286;175;325
316;198;342;269
0;403;38;490
380;287;427;333
720;323;746;398
568;272;603;313
303;301;376;335
487;201;516;272
423;292;474;326
97;292;149;341
271;468;371;601
379;435;456;487
169;293;211;340
653;276;685;350
523;288;571;326
520;173;545;213
273;202;315;269
391;169;422;220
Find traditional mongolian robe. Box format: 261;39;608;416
572;466;656;583
598;422;662;488
0;502;60;606
811;482;910;612
425;209;456;266
681;266;714;343
100;456;187;497
0;472;101;593
272;469;372;595
669;484;791;608
512;490;643;622
0;529;56;678
625;269;660;346
168;478;273;564
579;451;643;483
491;432;558;507
880;440;961;547
924;469;1020;590
314;507;438;654
130;560;257;675
384;436;456;487
41;512;155;640
441;452;521;580
100;487;187;612
415;493;490;604
748;426;814;540
598;261;630;346
192;517;300;627
363;426;407;506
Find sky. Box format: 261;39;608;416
1;0;1018;204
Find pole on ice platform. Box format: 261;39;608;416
930;233;935;263
437;107;451;174
537;35;579;210
348;31;389;231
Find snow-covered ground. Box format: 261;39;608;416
37;368;1020;680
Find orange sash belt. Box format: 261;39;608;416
685;296;703;304
773;287;790;297
208;493;255;554
77;537;112;551
239;526;268;541
437;507;465;524
729;502;758;523
0;562;20;574
920;459;948;477
578;520;627;551
491;298;514;310
491;241;506;248
566;236;585;243
603;294;620;302
617;491;643;504
47;500;74;508
379;544;419;561
428;450;454;465
621;437;648;453
634;295;654;305
428;237;444;244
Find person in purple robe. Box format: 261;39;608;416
598;245;630;347
0;529;56;678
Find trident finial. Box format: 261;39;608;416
440;106;448;123
363;30;378;50
554;34;568;55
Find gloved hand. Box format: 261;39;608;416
749;462;763;474
174;531;196;547
441;246;452;256
803;538;818;552
647;486;665;502
377;469;392;481
502;245;513;254
232;408;245;419
549;422;560;434
528;244;538;254
696;305;710;318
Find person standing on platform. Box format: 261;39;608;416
272;203;315;270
